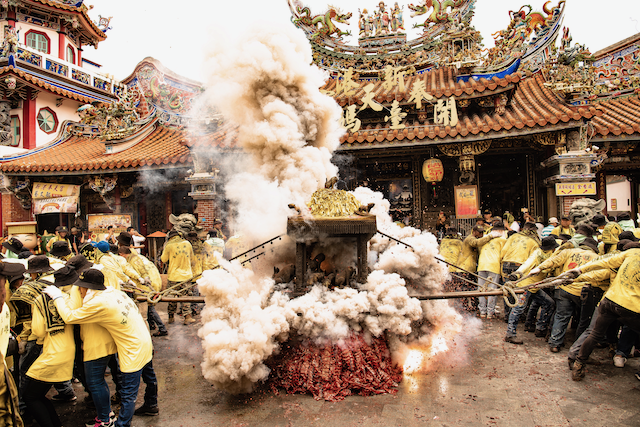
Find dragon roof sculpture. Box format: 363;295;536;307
289;0;566;81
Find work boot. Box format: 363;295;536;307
153;330;168;337
168;314;174;324
568;358;575;370
572;361;586;381
134;404;159;416
534;329;547;338
184;314;196;325
504;336;523;345
524;324;536;333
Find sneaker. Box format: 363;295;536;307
134;404;159;416
51;393;77;402
572;361;586;381
504;336;523;345
153;330;168;337
486;314;495;320
534;329;547;338
85;416;115;427
613;355;627;368
550;346;560;353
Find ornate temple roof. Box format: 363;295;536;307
0;122;191;174
591;95;640;138
26;0;107;46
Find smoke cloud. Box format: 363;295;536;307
195;24;469;394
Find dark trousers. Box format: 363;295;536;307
576;286;603;339
147;305;167;333
577;298;640;363
23;377;61;427
141;360;158;407
84;355;113;423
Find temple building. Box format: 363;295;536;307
289;0;640;231
0;0;639;238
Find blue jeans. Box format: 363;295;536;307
84;355;113;423
477;271;500;316
116;368;143;427
549;288;582;347
507;291;555;337
141;360;158;407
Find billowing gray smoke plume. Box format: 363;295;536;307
197;24;343;242
195;24;469;394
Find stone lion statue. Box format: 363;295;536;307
568;198;606;226
169;213;201;237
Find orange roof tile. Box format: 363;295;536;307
0;125;191;174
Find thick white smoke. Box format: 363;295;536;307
195;24;469;393
197;23;343;241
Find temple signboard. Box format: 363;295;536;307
555;182;596;196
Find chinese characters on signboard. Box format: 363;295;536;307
454;185;479;218
555;182;596;196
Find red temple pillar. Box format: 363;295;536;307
23;88;36;149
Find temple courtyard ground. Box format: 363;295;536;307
49;304;640;427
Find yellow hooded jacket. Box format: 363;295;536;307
478;236;506;275
161;236;195;282
439;237;463;273
457;234;494;273
501;233;539;266
69;286;117;362
26;294;75;383
538;248;599;296
578;249;640;313
54;287;153;373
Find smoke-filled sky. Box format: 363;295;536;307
88;0;640;82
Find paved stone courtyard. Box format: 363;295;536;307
50;306;640;427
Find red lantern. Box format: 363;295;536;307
422;159;444;182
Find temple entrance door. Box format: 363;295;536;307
477;153;528;221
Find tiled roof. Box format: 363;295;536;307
0;125;191;174
339;73;602;147
183;124;239;149
591;96;640;137
30;0;107;42
0;66;107;104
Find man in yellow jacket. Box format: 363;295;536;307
444;225;496;313
118;246;167;337
160;230;196;325
44;269;154;427
503;236;558;344
531;240;599;352
476;223;506;318
500;222;541;321
564;246;640;381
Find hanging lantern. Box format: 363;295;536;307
422;159;444;182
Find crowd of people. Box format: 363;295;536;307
439;209;640;383
0;220;229;427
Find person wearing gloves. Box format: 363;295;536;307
500;222;541;321
477;222;507;319
529;240;600;352
44;269;153;427
0;261;25;427
22;266;75;427
503;236;558;344
563;243;640;381
160;230;196;325
117;246;167;337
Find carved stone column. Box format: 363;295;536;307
0;101;12;146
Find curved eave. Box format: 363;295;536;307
27;0;107;44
